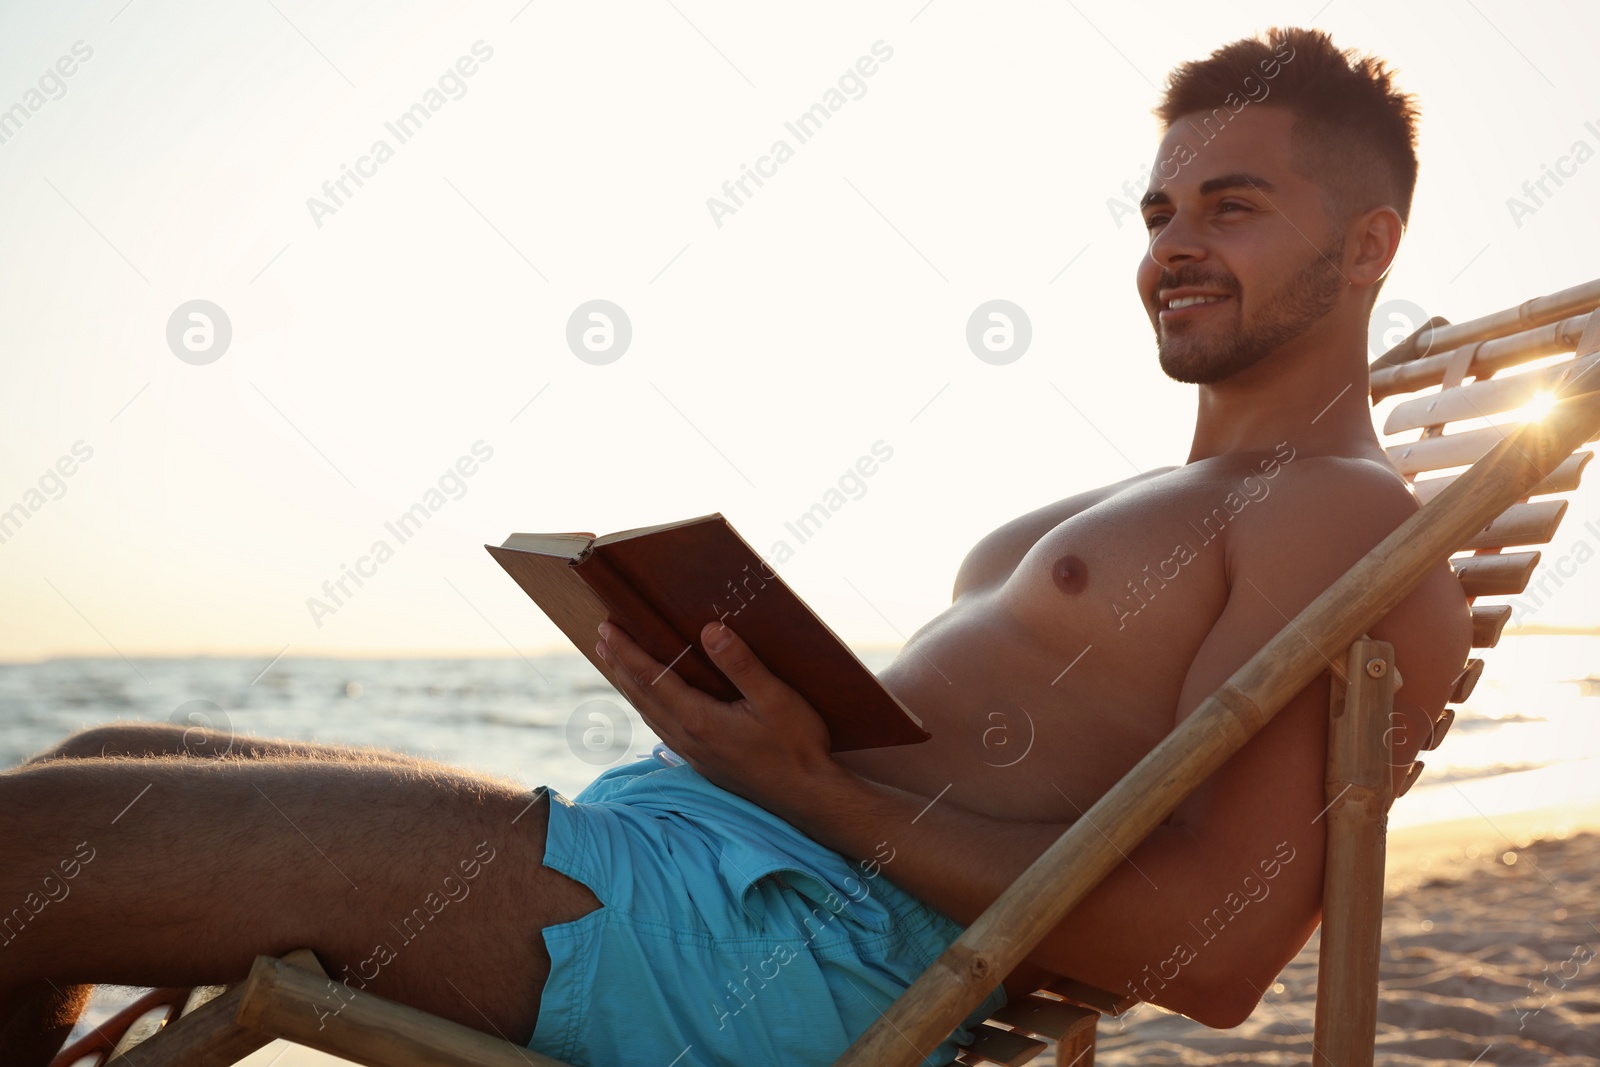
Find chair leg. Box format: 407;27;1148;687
1055;1022;1095;1067
1311;637;1395;1067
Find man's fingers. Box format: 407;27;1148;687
699;621;772;701
598;636;686;748
598;626;704;721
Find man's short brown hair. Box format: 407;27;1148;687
1154;26;1420;230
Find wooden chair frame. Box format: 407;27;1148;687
854;281;1600;1067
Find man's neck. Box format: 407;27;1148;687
1184;336;1385;464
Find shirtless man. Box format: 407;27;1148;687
3;25;1471;1067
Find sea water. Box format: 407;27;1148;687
0;636;1596;819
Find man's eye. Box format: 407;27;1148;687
1145;202;1251;231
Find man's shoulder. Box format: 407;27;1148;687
1210;449;1443;623
1228;451;1418;555
1216;449;1473;766
1218;449;1470;661
1261;450;1412;493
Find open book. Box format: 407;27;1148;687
485;513;929;752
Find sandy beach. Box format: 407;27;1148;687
1080;807;1600;1066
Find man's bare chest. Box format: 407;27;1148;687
974;450;1298;683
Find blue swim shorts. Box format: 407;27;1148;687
527;758;1007;1066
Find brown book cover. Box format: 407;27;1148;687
485;512;929;752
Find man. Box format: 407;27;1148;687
2;24;1471;1067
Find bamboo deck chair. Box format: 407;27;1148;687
53;276;1600;1067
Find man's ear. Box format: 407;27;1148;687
1347;204;1404;291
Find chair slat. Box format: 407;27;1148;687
1394;760;1425;798
1388;424;1509;475
178;986;230;1017
1044;977;1140;1015
106;1005;176;1059
1387;402;1600;477
1414;451;1590;504
1451;551;1541;596
987;994;1098;1041
955;1024;1049;1066
1471;605;1513;647
1450;658;1486;703
1371;309;1595;403
1371;278;1600;373
1461;500;1567;550
1384;352;1600;435
1422;706;1455;751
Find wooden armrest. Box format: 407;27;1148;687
234;955;576;1067
102;950;325;1067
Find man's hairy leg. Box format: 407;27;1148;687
0;984;92;1067
0;725;601;1063
0;721;469;1063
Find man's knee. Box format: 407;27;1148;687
28;722;203;764
28;723;128;763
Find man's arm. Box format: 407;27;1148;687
1154;458;1470;1015
596;458;1470;1027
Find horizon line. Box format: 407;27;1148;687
4;626;1594;666
0;641;914;666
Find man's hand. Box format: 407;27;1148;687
594;621;1244;1024
596;619;844;821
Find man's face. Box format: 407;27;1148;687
1136;105;1348;385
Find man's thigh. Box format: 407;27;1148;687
31;721;441;766
0;755;600;1045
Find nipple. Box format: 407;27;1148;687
1052;554;1087;594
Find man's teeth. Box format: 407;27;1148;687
1168;295;1227;309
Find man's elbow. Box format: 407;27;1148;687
1149;972;1260;1029
1183;928;1313;1028
1188;979;1263;1029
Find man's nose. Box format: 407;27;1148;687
1148;207;1208;266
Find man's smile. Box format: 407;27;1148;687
1159;293;1234;322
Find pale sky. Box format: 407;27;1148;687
2;0;1598;661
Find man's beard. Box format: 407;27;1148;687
1156;234;1346;385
